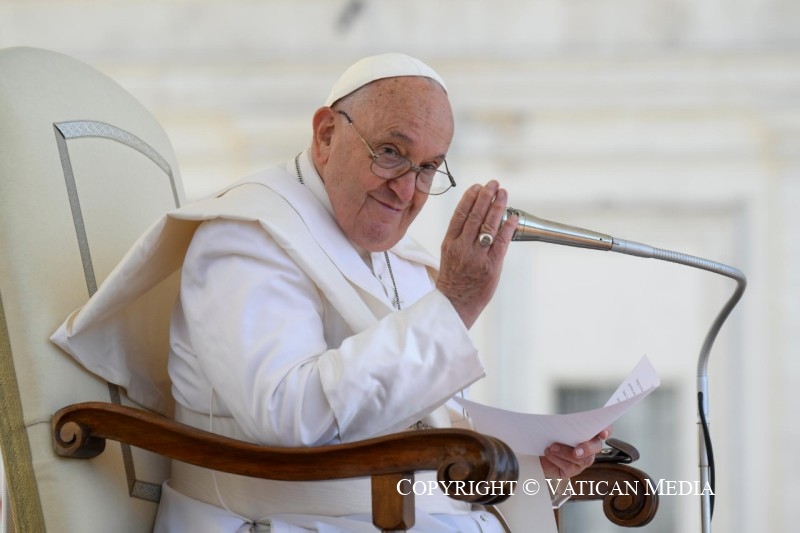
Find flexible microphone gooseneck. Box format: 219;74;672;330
504;207;747;533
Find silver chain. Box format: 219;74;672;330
294;153;400;310
383;250;401;310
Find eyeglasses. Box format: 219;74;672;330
336;110;456;195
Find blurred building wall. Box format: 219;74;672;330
1;1;798;531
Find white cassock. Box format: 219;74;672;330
52;151;557;532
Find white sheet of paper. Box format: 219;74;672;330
604;354;661;406
455;355;660;455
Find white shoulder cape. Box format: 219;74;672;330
50;165;439;414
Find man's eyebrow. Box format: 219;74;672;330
388;130;414;145
387;130;447;161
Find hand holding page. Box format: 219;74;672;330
454;355;660;455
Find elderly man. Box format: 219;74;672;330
54;53;606;532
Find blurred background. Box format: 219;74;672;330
1;1;798;531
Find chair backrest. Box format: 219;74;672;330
0;47;185;532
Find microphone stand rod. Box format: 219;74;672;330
506;209;747;533
610;239;746;533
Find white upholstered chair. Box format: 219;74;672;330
0;46;183;532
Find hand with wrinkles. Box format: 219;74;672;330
436;180;518;328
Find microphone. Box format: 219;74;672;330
504;207;613;250
504;207;691;260
503;205;747;533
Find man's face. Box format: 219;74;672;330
312;76;454;252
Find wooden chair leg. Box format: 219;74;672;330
372;472;415;531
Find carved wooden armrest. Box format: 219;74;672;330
52;402;519;531
566;447;659;527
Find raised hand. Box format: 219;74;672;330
436;180;518;328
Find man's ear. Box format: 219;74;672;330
311;107;336;164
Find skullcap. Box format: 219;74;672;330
324;53;447;107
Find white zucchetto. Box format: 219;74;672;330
324;53;447;107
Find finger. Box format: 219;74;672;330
463;181;500;237
544;447;580;477
547;444;579;465
444;184;481;241
488;189;518;254
473;184;509;251
542;450;568;478
576;435;606;459
482;187;508;235
549;443;594;470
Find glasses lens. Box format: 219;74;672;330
424;171;454;195
374;151;409;171
371;151;454;195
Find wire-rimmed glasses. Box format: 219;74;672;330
337;110;456;195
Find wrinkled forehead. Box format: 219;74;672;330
355;77;455;155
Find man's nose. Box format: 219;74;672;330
387;169;418;201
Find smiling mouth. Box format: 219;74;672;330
372;196;405;214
